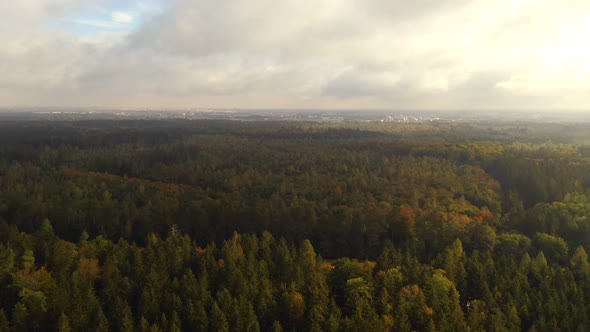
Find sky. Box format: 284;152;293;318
1;0;590;111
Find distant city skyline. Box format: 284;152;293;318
1;0;590;111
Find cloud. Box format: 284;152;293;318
65;18;121;28
322;69;402;98
1;0;590;110
112;11;133;23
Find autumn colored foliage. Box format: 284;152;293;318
2;119;590;330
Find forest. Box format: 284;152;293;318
2;118;590;331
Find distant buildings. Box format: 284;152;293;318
381;114;441;123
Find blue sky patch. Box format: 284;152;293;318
49;0;164;36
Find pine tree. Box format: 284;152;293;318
210;302;229;332
114;298;134;332
57;312;72;332
324;298;342;332
139;317;150;332
11;302;29;332
0;309;9;332
21;249;35;272
428;271;466;332
194;302;209;331
466;300;488;332
395;285;433;332
170;311;182;332
271;321;283;332
0;244;15;279
96;308;110;332
570;246;590;280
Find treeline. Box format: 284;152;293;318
2;121;590;259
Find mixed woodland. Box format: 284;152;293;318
2;119;590;331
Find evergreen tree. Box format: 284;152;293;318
11;302;28;332
58;312;72;332
0;309;9;332
209;302;229;332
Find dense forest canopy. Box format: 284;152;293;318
2;119;590;331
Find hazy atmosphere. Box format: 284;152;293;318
2;0;590;110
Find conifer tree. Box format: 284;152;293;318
57;312;72;332
0;309;9;332
209;302;229;332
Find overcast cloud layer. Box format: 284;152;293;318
1;0;590;110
